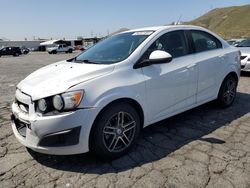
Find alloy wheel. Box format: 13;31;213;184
223;78;236;105
102;111;136;153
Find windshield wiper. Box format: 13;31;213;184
67;57;76;62
74;59;99;64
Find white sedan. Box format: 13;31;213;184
237;39;250;71
11;25;241;158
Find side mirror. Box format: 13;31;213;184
148;50;172;63
134;50;172;69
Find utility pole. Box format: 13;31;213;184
177;15;182;25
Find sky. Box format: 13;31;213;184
0;0;249;40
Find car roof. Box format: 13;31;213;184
123;25;206;33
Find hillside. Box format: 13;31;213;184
187;4;250;39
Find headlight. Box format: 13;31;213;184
38;99;47;112
52;91;83;111
61;91;83;110
53;95;64;111
37;90;84;113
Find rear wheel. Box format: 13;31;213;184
90;103;140;159
13;52;19;57
53;50;57;54
68;49;73;53
217;75;237;108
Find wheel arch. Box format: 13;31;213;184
223;71;239;85
217;71;239;98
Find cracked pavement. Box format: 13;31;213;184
0;53;250;188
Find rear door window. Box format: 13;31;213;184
191;30;222;53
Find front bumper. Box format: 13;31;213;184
241;55;250;71
11;102;99;155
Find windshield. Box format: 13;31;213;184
237;39;250;47
74;31;153;64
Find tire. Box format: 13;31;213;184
68;49;73;53
217;75;237;108
90;103;141;159
13;52;19;57
53;50;57;54
48;52;52;54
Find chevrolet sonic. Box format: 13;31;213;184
11;25;241;158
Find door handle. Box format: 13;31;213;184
187;64;197;69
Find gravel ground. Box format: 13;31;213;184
0;52;250;188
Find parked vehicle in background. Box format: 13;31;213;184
11;25;240;158
75;44;93;51
236;39;250;71
79;45;86;51
47;44;74;54
21;47;30;55
227;39;246;46
0;47;22;57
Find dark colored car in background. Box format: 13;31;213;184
0;47;22;57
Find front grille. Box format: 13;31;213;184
11;114;30;137
241;56;247;60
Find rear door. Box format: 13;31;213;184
189;30;225;103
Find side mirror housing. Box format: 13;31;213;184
134;50;172;69
148;50;172;63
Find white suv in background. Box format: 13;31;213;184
47;44;74;54
11;25;240;158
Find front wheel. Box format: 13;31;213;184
217;75;237;108
90;103;141;159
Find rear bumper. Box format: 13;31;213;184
11;103;99;155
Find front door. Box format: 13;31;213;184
141;30;198;123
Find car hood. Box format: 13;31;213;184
238;47;250;54
17;60;114;100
